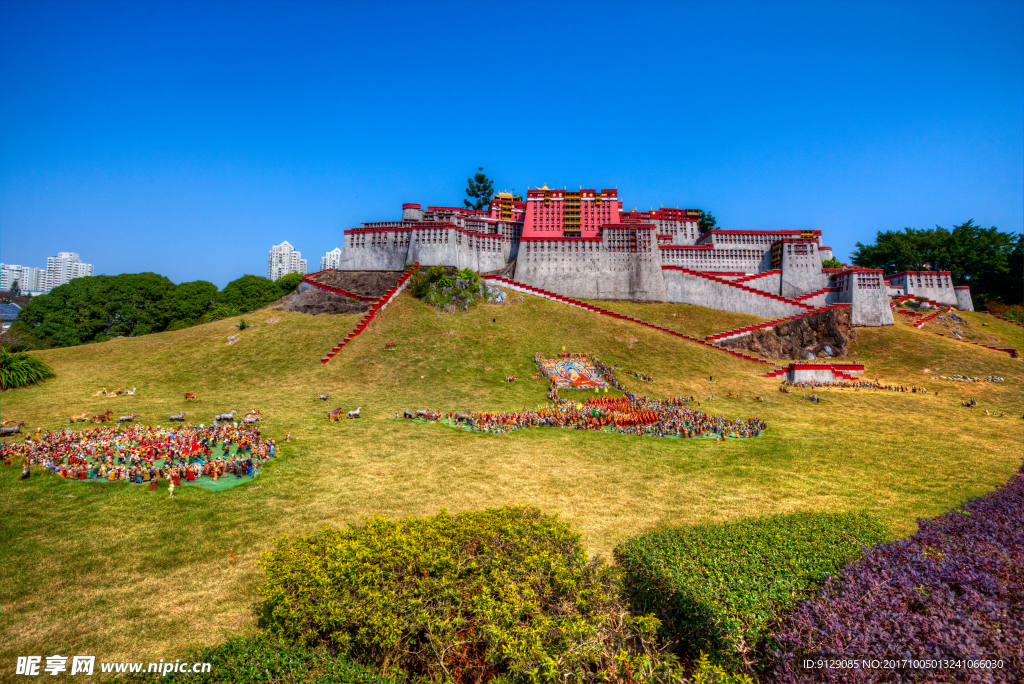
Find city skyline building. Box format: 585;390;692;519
320;247;343;271
0;263;48;293
267;241;307;281
45;252;94;291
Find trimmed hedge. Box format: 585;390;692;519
257;506;682;683
122;633;402;683
765;469;1023;683
614;512;889;669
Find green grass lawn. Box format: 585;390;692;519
1;291;1021;667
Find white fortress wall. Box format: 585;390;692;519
954;287;974;311
832;270;894;326
661;268;809;318
779;242;831;298
515;227;666;300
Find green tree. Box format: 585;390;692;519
698;211;717;234
276;272;303;293
15;273;178;346
852;220;1021;304
216;274;284;313
821;256;843;269
164;280;218;327
463;167;494;210
9;280;21;297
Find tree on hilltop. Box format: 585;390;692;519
464;168;494;210
698;211;717;234
852;220;1022;305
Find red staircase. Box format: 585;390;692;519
705;303;851;343
660;266;816;311
318;264;419;364
482;276;779;367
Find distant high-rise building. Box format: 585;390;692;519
320;247;343;271
1;264;50;293
267;241;307;281
45;252;93;291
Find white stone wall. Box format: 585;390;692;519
954;287;975;311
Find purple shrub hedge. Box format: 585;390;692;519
765;467;1023;683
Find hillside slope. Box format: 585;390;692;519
1;290;1021;666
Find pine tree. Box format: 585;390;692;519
464;168;494;210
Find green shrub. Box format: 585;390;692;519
121;632;403;683
614;512;888;670
258;506;682;684
277;271;304;293
1;346;55;390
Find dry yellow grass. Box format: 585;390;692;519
1;291;1021;666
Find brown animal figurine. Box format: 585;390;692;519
184;393;198;401
90;410;114;423
327;408;344;421
70;413;90;423
91;388;107;397
105;388;125;397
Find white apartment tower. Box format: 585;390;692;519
267;241;307;281
1;264;48;293
45;252;93;291
320;247;343;271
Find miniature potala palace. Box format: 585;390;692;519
331;185;974;326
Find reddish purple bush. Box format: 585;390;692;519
765;467;1023;683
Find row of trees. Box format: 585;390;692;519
12;272;303;347
852;220;1022;305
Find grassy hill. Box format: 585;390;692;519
1;291;1021;666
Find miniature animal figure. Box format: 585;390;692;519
316;394;331;401
105;388;125;397
184;393;198;401
90;410;114;423
124;388;137;395
0;425;21;436
214;410;238;423
119;413;141;423
91;388;107;397
242;414;261;424
416;409;428;418
169;412;186;422
70;413;90;423
0;419;25;428
347;406;361;419
456;413;469;422
404;409;414;419
327;408;344;421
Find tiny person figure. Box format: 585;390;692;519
168;481;175;498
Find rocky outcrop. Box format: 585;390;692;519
718;307;854;360
272;287;372;315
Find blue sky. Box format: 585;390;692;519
1;0;1021;288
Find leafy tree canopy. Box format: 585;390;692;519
276;272;304;293
15;272;295;347
463;167;494;210
9;280;21;297
698;211;717;234
852;220;1022;304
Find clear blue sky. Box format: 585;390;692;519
1;0;1021;287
